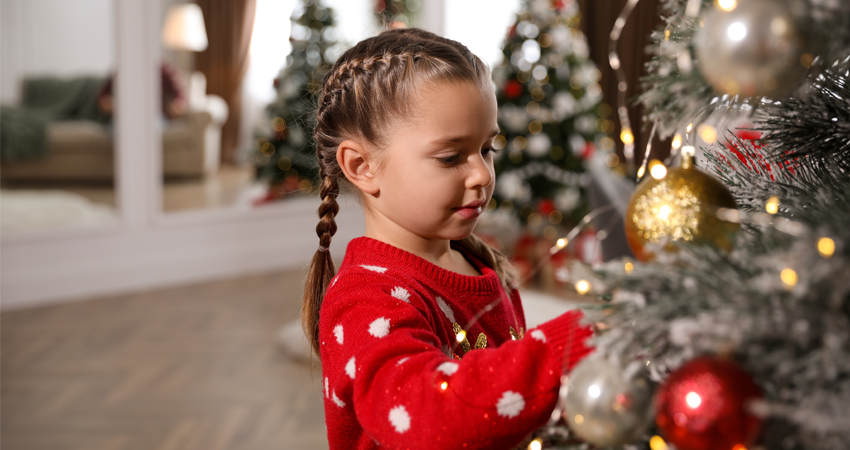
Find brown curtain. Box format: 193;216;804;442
195;0;257;164
577;0;671;166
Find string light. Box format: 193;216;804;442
671;133;682;150
440;381;448;390
609;0;641;172
574;414;584;424
766;196;780;214
575;280;591;295
625;261;634;273
528;439;542;450
780;268;798;288
455;330;466;343
717;0;737;11
557;238;568;248
649;160;667;180
620;127;635;145
649;435;669;450
818;237;835;258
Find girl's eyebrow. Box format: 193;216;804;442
429;130;500;146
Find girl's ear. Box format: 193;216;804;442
337;139;379;195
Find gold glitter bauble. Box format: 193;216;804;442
625;158;739;262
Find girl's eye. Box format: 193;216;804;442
437;154;460;166
482;147;499;158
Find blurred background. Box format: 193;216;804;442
1;0;660;448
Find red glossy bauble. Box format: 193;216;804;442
655;356;762;450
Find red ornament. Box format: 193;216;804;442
655;356;763;450
536;199;556;215
504;79;523;100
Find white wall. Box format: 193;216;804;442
0;0;115;104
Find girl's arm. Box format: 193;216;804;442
320;277;592;450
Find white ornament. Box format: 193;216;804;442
345;356;356;378
360;264;388;273
388;405;411;433
437;362;459;376
526;133;552;157
334;324;344;345
391;287;411;303
496;391;526;418
556;187;582;213
368;317;391;338
499;105;530;133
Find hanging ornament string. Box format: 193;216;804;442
635;121;657;181
609;0;642;175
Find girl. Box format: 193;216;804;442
303;28;593;449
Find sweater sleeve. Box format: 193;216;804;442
319;277;593;450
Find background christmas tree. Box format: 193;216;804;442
527;0;850;449
253;0;338;203
490;0;615;242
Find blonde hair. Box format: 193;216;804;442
303;28;518;356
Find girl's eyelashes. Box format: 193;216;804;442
436;147;499;167
482;147;499;158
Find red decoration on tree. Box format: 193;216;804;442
717;127;799;179
581;141;596;160
504;79;523;100
655;356;763;450
536;199;556;215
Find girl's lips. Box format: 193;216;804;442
454;206;483;219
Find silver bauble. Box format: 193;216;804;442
694;0;810;98
564;357;654;446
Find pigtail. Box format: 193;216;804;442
457;234;519;292
302;171;340;357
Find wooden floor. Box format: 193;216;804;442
1;269;329;450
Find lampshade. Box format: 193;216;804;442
162;4;209;52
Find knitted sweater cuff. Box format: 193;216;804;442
534;309;594;374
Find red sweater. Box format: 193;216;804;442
319;237;593;450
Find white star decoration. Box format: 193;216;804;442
436;361;459;376
530;329;546;343
332;391;345;408
345;356;356;379
334;324;344;345
360;264;388;273
388;405;411;433
324;377;329;398
369;317;391;338
496;391;525;418
435;297;456;323
391;287;411;302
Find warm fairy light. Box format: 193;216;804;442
637;166;646;178
649;436;669;450
650;162;668;180
765;196;780;214
588;384;601;398
685;391;702;409
574;414;584;424
781;268;798;288
456;330;466;342
620;127;635;145
818;237;835;258
699;124;717;143
686;123;693;133
671;133;682;150
625;262;634;273
732;445;748;450
557;238;568;248
681;145;695;159
658;205;672;221
717;0;737;11
575;280;591;295
528;439;543;450
440;381;448;390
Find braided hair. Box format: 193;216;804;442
302;28;517;357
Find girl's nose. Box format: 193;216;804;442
466;154;493;189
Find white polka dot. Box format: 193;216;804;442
334;324;344;345
496;391;525;418
396;357;410;366
324;377;329;398
391;287;411;302
435;297;456;323
369;317;391;338
332;391;345;408
345;356;356;379
436;361;459;376
388;405;411;433
529;329;546;343
360;264;388;273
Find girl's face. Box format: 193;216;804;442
368;80;499;242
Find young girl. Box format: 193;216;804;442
303;28;593;449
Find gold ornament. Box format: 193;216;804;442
625;151;739;261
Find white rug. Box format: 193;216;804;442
1;190;117;232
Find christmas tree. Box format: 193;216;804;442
253;0;338;202
490;0;614;242
526;0;850;449
374;0;418;29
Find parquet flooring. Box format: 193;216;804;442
1;269;329;450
